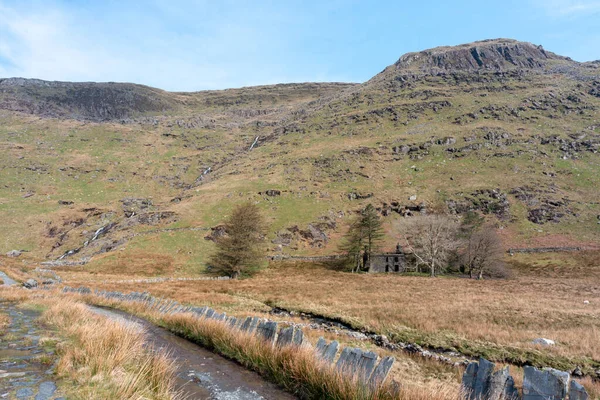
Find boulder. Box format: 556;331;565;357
6;250;22;257
532;338;555;346
23;279;38;289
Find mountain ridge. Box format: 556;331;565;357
0;38;599;265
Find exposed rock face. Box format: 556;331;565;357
204;225;227;242
510;186;576;224
273;217;337;249
0;78;177;121
392;39;567;74
447;189;510;220
121;198;153;217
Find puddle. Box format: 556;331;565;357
0;303;60;400
89;306;296;400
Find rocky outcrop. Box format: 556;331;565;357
510;186;576;224
447;189;510;220
0;78;177;121
392;39;568;74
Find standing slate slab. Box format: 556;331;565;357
241;316;260;333
488;366;519;400
277;327;294;347
227;316;238;328
291;326;304;346
462;361;479;398
257;321;278;345
523;366;569;400
322;341;339;364
356;351;378;382
315;337;327;353
569;380;589;400
205;308;215;319
473;357;495;399
345;348;364;376
368;356;395;387
335;347;352;372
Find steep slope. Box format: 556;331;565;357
0;39;598;271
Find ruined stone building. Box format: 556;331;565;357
368;244;414;273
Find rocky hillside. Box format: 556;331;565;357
0;39;598;271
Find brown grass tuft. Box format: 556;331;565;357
37;298;179;400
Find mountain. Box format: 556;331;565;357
0;39;598;271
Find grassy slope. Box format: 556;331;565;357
0;46;599;273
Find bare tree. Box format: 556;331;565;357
461;224;507;279
403;215;459;277
208;202;268;279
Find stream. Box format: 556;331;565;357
0;272;16;287
88;306;296;400
0;303;60;400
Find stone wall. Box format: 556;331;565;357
507;247;582;254
462;357;589;400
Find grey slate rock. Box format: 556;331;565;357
315;337;327;353
473;357;495;399
277;327;295;347
240;316;260;333
569;380;588;400
368;356;395;387
257;321;278;344
356;351;378;381
488;366;518;400
291;326;304;346
23;278;38;289
462;361;479;398
523;366;569;400
16;387;34;399
35;381;57;400
323;341;339;363
335;347;352;371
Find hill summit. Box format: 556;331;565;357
392;39;569;73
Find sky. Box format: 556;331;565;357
0;0;599;91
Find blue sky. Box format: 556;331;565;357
1;0;599;91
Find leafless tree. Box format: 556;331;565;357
402;215;460;277
461;224;507;279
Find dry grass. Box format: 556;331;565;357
36;298;179;400
0;312;9;333
62;251;600;373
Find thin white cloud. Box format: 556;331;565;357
532;0;600;17
0;1;346;91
